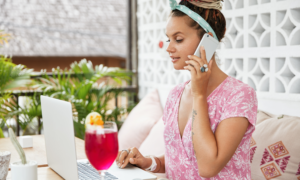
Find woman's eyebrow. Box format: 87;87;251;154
165;32;183;37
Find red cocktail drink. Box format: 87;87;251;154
85;129;118;170
84;114;118;179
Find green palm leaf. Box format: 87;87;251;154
0;56;33;92
32;59;136;139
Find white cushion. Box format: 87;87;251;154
139;116;165;157
118;89;163;150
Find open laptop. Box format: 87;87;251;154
40;95;157;180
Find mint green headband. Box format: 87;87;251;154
169;0;219;41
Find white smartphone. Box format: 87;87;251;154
194;33;219;63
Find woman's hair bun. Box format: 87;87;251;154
183;0;224;11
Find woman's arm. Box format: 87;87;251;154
152;155;165;173
191;96;249;178
184;47;252;178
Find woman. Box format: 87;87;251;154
115;0;257;179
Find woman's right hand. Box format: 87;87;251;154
115;147;151;169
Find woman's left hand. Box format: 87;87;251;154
184;46;213;98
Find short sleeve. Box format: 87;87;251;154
220;86;258;134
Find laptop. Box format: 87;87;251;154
41;95;157;180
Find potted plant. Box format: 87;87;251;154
8;127;37;180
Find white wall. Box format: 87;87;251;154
137;0;300;116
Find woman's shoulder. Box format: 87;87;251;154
220;76;258;127
224;76;256;97
218;76;258;107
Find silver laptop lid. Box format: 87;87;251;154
41;95;79;180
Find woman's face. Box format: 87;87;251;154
165;16;201;70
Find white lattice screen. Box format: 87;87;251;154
137;0;300;116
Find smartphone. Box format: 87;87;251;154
194;33;219;63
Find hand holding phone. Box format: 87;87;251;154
193;33;219;63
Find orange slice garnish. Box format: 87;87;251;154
85;112;104;128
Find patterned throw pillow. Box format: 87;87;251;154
251;115;300;180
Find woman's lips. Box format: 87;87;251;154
171;57;180;62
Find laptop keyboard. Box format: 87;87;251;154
77;161;118;180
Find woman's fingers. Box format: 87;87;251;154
186;55;208;76
117;150;129;167
128;157;139;165
116;151;121;163
185;60;201;74
188;55;205;68
208;59;213;71
188;55;201;63
184;65;197;77
200;46;208;63
116;147;146;169
120;150;135;168
119;147;141;168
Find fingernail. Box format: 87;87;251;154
185;61;188;63
130;158;133;162
201;46;204;50
118;163;121;167
188;55;191;58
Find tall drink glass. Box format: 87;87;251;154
85;121;118;179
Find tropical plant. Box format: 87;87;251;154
0;56;33;137
8;95;42;135
0;56;33;92
0;31;41;137
34;59;136;139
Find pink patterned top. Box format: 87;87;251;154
162;76;258;180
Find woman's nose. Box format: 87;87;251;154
166;42;175;54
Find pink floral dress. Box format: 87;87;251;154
162;76;258;180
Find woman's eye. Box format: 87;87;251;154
166;39;183;43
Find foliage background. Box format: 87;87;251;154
0;31;137;139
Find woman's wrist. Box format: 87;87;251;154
152;157;161;173
143;156;161;173
143;157;153;170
